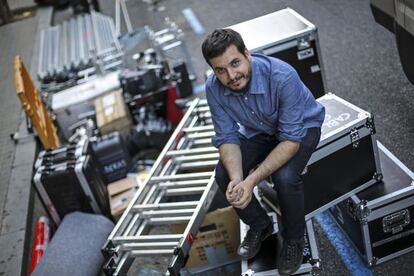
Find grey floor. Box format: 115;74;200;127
0;0;413;275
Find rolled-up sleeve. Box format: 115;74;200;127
277;72;306;143
205;83;240;148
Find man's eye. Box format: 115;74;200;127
215;68;225;74
231;60;240;67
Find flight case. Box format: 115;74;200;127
228;8;326;98
259;93;382;220
33;155;110;225
240;207;320;275
329;141;414;266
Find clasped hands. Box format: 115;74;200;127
226;178;256;209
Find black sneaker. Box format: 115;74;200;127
237;223;273;259
277;238;304;275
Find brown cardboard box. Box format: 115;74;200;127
94;90;132;138
170;207;240;270
108;177;139;221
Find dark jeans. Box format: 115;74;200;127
215;127;321;240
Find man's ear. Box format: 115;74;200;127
244;49;251;61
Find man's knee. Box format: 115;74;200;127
272;166;302;191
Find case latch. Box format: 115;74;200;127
382;209;410;234
350;128;360;148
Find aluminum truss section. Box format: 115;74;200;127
103;98;219;275
38;12;123;84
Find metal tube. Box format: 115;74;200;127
140;209;194;217
149;172;214;182
129;249;174;256
186;131;215;139
38;29;45;79
131;201;199;211
120;242;177;251
77;15;86;66
113;235;182;244
158;179;210;188
119;0;133;33
173;153;218;162
166;147;217;156
165;187;205;196
183;125;214;133
91;11;102;54
149;216;192;225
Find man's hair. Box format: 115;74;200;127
201;28;247;65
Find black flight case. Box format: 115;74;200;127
240;195;321;275
329;141;414;266
33;153;110;226
259;93;382;220
228;7;326;99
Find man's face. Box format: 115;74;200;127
209;45;252;92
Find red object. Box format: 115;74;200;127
166;85;183;127
187;232;194;245
29;216;51;275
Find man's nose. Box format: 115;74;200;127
227;68;237;80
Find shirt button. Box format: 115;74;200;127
251;111;254;114
244;97;248;101
260;122;263;125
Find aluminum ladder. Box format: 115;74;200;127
102;98;219;275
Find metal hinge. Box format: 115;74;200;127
350;128;360;148
365;116;376;134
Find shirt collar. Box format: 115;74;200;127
222;56;266;96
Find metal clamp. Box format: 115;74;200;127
350;128;360;149
346;199;370;224
365;116;376;134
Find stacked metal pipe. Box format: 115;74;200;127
38;12;123;83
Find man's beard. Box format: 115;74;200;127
225;66;252;92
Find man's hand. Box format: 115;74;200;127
230;180;255;209
226;179;242;203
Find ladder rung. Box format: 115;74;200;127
129;249;174;256
149;216;192;225
158;179;210;188
166;187;205;196
166;147;217;156
182;125;214;133
141;209;195;217
132;201;199;211
149;172;213;182
187;131;215;139
114;234;182;244
193;106;209;112
174;153;219;162
120;242;177;251
192;138;212;146
178;160;218;169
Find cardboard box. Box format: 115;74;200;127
94;90;132;138
170;207;240;271
108;177;139;221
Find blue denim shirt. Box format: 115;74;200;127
205;54;325;148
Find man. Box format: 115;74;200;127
201;29;325;275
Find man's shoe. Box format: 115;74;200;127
237;223;273;259
277;238;304;275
